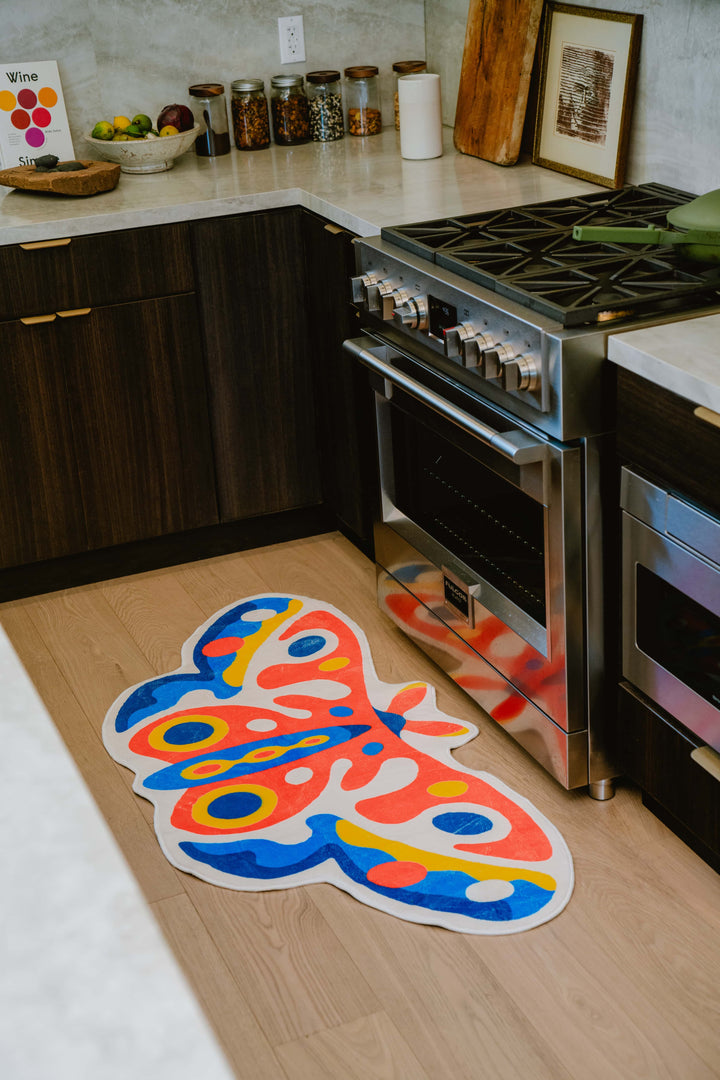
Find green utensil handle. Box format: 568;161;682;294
573;224;720;246
572;225;668;244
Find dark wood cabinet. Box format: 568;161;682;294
0;224;217;569
0;318;86;566
616;367;720;518
61;297;217;550
0;225;194;320
615;368;720;871
616;681;720;872
191;208;321;522
301;212;378;556
0;206;376;584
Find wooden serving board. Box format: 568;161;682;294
454;0;544;166
0;160;120;196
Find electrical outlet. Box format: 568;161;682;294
278;15;306;64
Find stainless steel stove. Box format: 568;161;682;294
343;183;720;798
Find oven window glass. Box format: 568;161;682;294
636;565;720;709
390;409;546;625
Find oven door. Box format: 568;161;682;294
621;467;720;752
343;334;586;735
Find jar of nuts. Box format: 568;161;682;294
230;79;270;150
306;70;344;142
344;66;382;136
270;74;310;145
392;60;426;129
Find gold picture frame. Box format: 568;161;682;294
532;3;643;188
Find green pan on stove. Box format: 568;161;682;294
572;186;720;263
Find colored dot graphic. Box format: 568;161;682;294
0;85;58;150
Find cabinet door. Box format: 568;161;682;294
0;224;195;321
301;212;378;555
0;317;87;567
191;209;321;522
61;297;218;550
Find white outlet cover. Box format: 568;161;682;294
278;15;306;64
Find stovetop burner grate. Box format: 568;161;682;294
381;183;720;326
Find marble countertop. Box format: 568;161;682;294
0;625;234;1079
0;126;602;244
3;126;719;404
609;313;720;413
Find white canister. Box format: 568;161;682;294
397;73;442;160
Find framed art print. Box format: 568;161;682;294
533;4;642;187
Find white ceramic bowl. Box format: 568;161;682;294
83;125;201;173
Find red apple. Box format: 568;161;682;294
157;104;195;132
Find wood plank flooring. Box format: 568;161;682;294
3;531;719;1079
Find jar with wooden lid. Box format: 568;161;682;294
392;60;426;129
270;74;310;145
306;71;344;142
344;66;382;136
230;78;270;150
188;83;230;156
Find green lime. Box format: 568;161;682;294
124;124;146;138
91;120;115;141
132;113;152;132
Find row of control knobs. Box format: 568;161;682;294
352;272;539;392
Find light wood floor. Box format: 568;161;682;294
3;531;720;1079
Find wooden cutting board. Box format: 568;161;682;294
454;0;544;166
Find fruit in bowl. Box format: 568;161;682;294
86;104;201;172
84;123;200;172
156;104;194;132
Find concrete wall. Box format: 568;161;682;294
428;0;720;193
2;0;425;150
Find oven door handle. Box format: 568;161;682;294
344;338;549;467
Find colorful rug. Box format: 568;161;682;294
103;594;573;934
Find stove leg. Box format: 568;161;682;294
588;778;615;800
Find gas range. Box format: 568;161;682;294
352;183;720;442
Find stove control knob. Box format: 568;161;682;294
366;279;399;320
350;272;379;304
460;331;494;369
393;294;429;331
500;354;540;392
443;322;477;360
480;343;514;379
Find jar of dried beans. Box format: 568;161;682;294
230;79;270;151
270;74;310;145
392;60;426;129
306;70;344;142
344;66;382;136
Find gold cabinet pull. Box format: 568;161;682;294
20;313;57;325
19;237;72;250
694;405;720;431
324;223;344;235
56;308;91;318
691;745;720;782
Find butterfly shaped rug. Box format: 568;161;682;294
103;594;573;934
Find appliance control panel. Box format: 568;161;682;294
351;239;547;410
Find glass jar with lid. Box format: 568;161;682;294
344;66;382;136
188;83;231;156
230;78;270;150
270;74;310;145
392;60;426;129
306;70;344;142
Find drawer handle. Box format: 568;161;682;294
19;237;72;250
20;313;57;325
694;405;720;430
56;308;91;318
691;745;720;782
324;223;344;235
